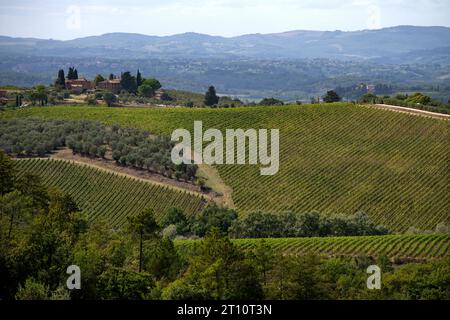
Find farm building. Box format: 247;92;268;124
65;78;95;93
97;79;122;94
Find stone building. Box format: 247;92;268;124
97;79;122;94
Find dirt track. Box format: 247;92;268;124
44;149;217;202
371;104;450;120
15;148;234;207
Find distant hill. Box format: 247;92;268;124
371;46;450;64
1;26;449;61
1;26;449;100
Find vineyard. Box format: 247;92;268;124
176;233;450;260
3;103;449;232
13;158;207;227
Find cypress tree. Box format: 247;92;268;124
136;69;143;87
55;69;66;89
67;67;74;80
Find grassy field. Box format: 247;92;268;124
2;103;449;232
175;233;450;261
14;158;208;227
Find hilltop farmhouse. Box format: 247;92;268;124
65;78;122;94
65;78;95;94
97;79;122;94
64;77;165;99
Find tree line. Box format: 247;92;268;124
158;207;389;240
359;92;450;114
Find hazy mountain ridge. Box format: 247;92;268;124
1;26;449;101
1;26;449;61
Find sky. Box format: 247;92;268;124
0;0;449;40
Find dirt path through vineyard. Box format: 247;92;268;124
47;148;234;207
372;104;450;120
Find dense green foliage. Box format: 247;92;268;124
323;90;341;103
142;78;162;91
204;86;219;106
13;159;207;227
259;97;284;106
359;92;450;114
161;208;390;239
228;211;389;238
160;205;238;238
120;71;137;93
162;228;264;300
102;92;116;107
28;85;48;106
137;78;162;98
0;150;15;195
188;205;238;237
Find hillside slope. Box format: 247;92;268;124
3;103;449;232
13;159;208;227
